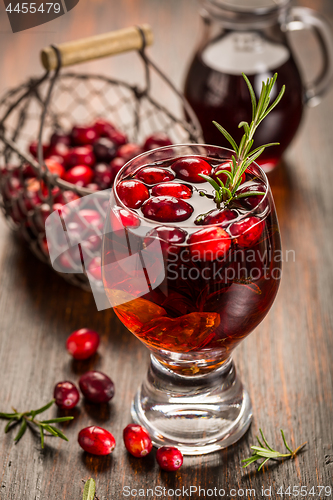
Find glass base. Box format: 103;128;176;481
131;355;252;455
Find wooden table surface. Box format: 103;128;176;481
0;1;332;499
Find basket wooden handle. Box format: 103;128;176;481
41;25;153;71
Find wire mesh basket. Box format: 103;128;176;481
0;25;202;291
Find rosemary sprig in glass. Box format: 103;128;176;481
199;72;285;208
0;398;73;448
242;429;307;471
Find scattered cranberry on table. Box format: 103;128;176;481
66;328;100;360
78;426;116;455
79;370;115;404
123;424;153;458
156;446;183;471
54;381;80;409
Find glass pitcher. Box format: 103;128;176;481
184;0;333;171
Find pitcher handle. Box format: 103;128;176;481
286;7;333;107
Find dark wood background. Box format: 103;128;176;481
0;1;332;499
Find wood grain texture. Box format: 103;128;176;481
0;0;333;499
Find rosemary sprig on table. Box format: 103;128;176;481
242;429;307;471
0;399;73;448
199;72;285;208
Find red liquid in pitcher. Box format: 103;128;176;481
184;43;304;171
103;155;281;370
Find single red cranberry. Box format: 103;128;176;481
29;141;49;158
117;180;149;209
45;158;65;178
141;196;193;223
151;182;192;199
117;143;143;162
229;216;265;247
64;165;94;186
143;132;172;151
57;246;82;271
47;154;66;167
188;227;231;261
145;226;187;257
86;183;99;192
78;426;116;455
93;118;115;137
66;328;100;360
47;142;69;161
21;179;43;211
64;146;95;169
87;257;102;281
76;209;104;232
235;182;267;210
106;128;127;146
71;125;97;146
123;424;152;457
110;157;126;182
79;371;115;404
172;157;211;183
156;446;183;471
81;233;102;252
110;207;140;232
212;162;246;186
54;381;80;409
93;163;114;189
93;138;117;163
201;209;238;226
50;131;72;147
135;167;175;185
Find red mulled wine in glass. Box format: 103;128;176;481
102;144;281;454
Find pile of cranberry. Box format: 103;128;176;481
54;327;183;472
0;119;173;269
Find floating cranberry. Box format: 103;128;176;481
64;165;94;186
123;424;152;458
229;216;265;247
66;328;100;360
212;162;246;186
93;118;115;137
71;125;97;146
50;131;72;147
143;133;173;151
110;207;140;233
117;143;143;162
29;141;49;158
45;158;65;178
78;426;116;456
54;381;80;409
141;196;193;223
201;209;238;226
93;138;117;163
156;446;183;471
172;157;211;183
188;227;231;261
151;182;192;199
79;371;115;403
235;182;267;210
145;226;187;257
110;157;126;182
87;257;102;281
64;146;95;169
117;180;149;209
135;167;175;185
107;128;128;146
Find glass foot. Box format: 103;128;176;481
131;355;252;455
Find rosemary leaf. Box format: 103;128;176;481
33;399;55;415
83;478;96;500
14;419;27;443
212;121;239;154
